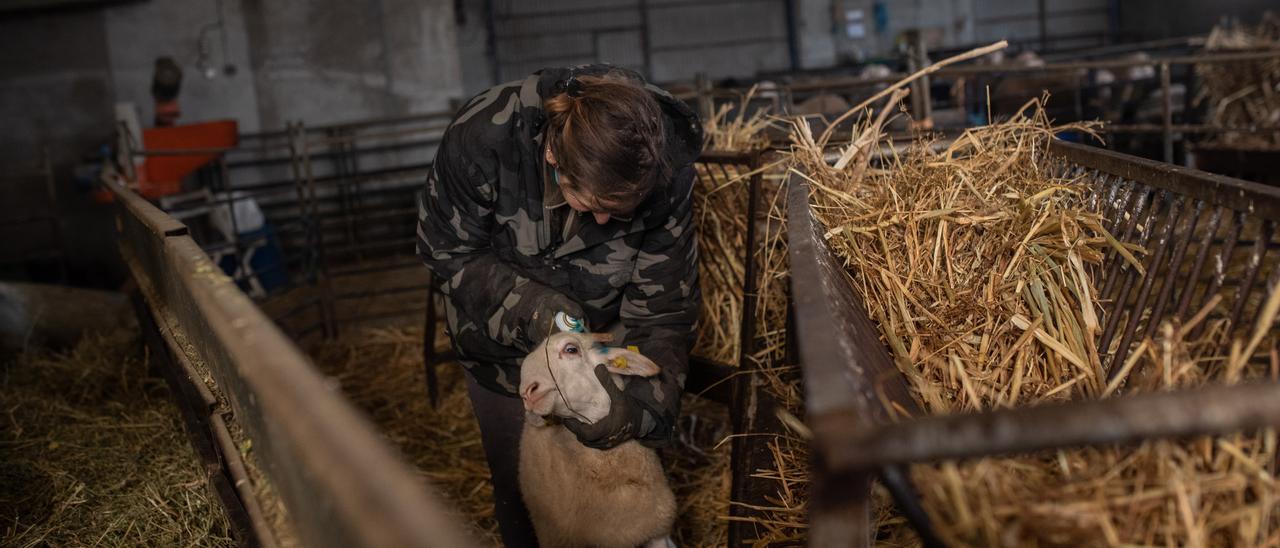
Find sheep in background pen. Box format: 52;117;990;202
518;331;677;548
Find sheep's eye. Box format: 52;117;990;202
563;343;579;355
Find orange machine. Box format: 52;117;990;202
136;119;238;198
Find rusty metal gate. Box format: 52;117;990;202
142;113;451;343
687;49;1280;168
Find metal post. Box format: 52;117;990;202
1038;0;1048;52
783;0;800;72
1074;70;1085;122
906;30;933;130
330;128;356;261
727;153;787;545
694;72;713;123
484;0;500;85
41;148;68;282
638;0;653;81
220;155;245;287
1161;62;1173;164
423;273;442;408
298;123;338;338
1106;0;1122;45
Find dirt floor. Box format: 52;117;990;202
306;324;731;546
0;328;234;547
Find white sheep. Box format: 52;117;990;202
518;331;677;548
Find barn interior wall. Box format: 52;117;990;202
0;0;464;288
0;9;121;287
4;0;1279;288
1118;0;1276;40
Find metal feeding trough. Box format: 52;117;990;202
788;139;1280;545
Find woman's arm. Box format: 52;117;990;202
417;138;583;353
563;165;701;448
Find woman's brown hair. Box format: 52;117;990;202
544;73;669;214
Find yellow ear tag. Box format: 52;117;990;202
610;356;629;369
626;345;639;352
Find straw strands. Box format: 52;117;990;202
704;85;775;153
1;330;235;547
693;160;752;366
307;326;499;543
799;89;1280;545
693;88;776;365
804;100;1113;411
740;173;814;546
697;84;816;546
304;324;732;546
1196;12;1280;148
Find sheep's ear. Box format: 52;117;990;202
589;346;660;377
588;332;615;344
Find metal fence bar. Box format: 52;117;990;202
724;150;785;546
1049;140;1280;221
786;169;941;546
109;179;475;548
825;381;1280;472
131;290;269;547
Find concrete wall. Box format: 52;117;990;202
1119;0;1275;40
973;0;1109;51
856;0;1109;57
484;0;793;85
106;0;469;130
104;0;262;131
1;0;465;287
0;9;118;286
795;0;838;69
868;0;975;56
241;0;464;129
455;0;495;95
0;9;114;169
646;0;792;82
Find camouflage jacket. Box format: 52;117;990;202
416;65;703;443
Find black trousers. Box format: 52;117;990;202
466;372;540;547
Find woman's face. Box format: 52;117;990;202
562;186;612;225
547;145;619;225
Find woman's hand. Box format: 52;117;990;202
524;293;585;346
561;364;646;449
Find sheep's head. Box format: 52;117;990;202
519;332;659;424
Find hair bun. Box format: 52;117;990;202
555;74;585;98
565;76;585;97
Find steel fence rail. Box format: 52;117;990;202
110;179;476;548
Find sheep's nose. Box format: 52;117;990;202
522;382;539;399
